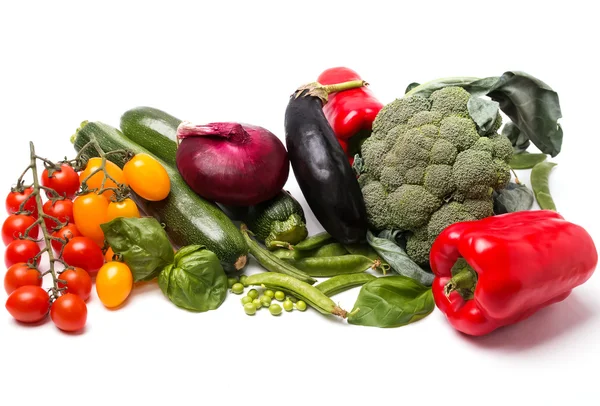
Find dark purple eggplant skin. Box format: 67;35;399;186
284;91;368;244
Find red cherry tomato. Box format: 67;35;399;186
51;293;87;332
4;239;41;268
2;214;39;245
5;285;50;323
61;236;104;275
51;223;81;254
4;262;42;295
58;267;92;301
5;187;37;216
41;164;80;199
42;199;74;231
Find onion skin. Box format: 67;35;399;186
176;122;289;206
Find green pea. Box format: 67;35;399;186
227;277;238;288
264;289;274;298
231;283;245;295
253;298;262;309
248;289;259;300
274;291;285;301
244;303;257;315
239;275;249;286
241;296;253;305
531;161;558;211
260;295;272;306
283;300;293;312
295;300;307;311
269;304;282;316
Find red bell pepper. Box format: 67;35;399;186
430;210;598;336
318;67;383;164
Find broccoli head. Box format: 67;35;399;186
360;86;513;265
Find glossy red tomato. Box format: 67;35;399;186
5;285;50;323
4;239;41;268
61;236;104;274
58;267;92;301
41;164;80;199
2;214;39;245
51;293;87;332
4;262;42;294
51;223;81;253
42;199;74;231
5;187;37;216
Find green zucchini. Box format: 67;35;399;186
120;107;181;167
120;107;308;249
72;121;248;273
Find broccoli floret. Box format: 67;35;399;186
430;86;470;117
359;86;513;264
372;96;431;135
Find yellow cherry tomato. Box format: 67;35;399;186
123;153;170;201
73;193;109;246
80;157;127;200
106;198;141;222
96;261;133;308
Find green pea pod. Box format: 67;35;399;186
244;273;350;318
531;161;557;210
509;153;547;169
312;242;348;257
344;243;390;271
315;273;377;297
293;232;332;251
271;248;307;261
291;255;386;277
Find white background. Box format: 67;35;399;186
1;1;598;405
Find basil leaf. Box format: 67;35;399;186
467;96;499;136
405;72;563;156
348;275;435;328
101;217;174;282
158;245;227;312
493;182;534;214
366;230;434;286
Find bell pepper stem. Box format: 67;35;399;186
320;79;367;94
444;268;477;299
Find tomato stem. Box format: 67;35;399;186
27;142;62;300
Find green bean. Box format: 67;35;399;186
509;153;547;169
244;273;349;318
241;225;317;285
292;232;332;251
531;161;557;211
312;243;348;257
291;255;384;277
315;274;377;297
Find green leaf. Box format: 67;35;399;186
366;230;434;286
404;82;421;94
158;245;228;312
101;217;175;282
492;182;534;214
405;72;563;156
467;96;499;136
502;122;530;154
348;275;435;328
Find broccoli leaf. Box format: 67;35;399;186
502;122;530;154
467;97;500;136
493;182;534;214
405;82;421;94
405;72;563;156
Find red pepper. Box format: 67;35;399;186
430;210;598;336
318;67;383;164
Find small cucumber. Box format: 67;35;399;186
72;121;248;273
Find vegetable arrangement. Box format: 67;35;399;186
3;67;597;339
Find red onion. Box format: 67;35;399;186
176;121;289;206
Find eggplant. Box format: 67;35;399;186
284;84;368;244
